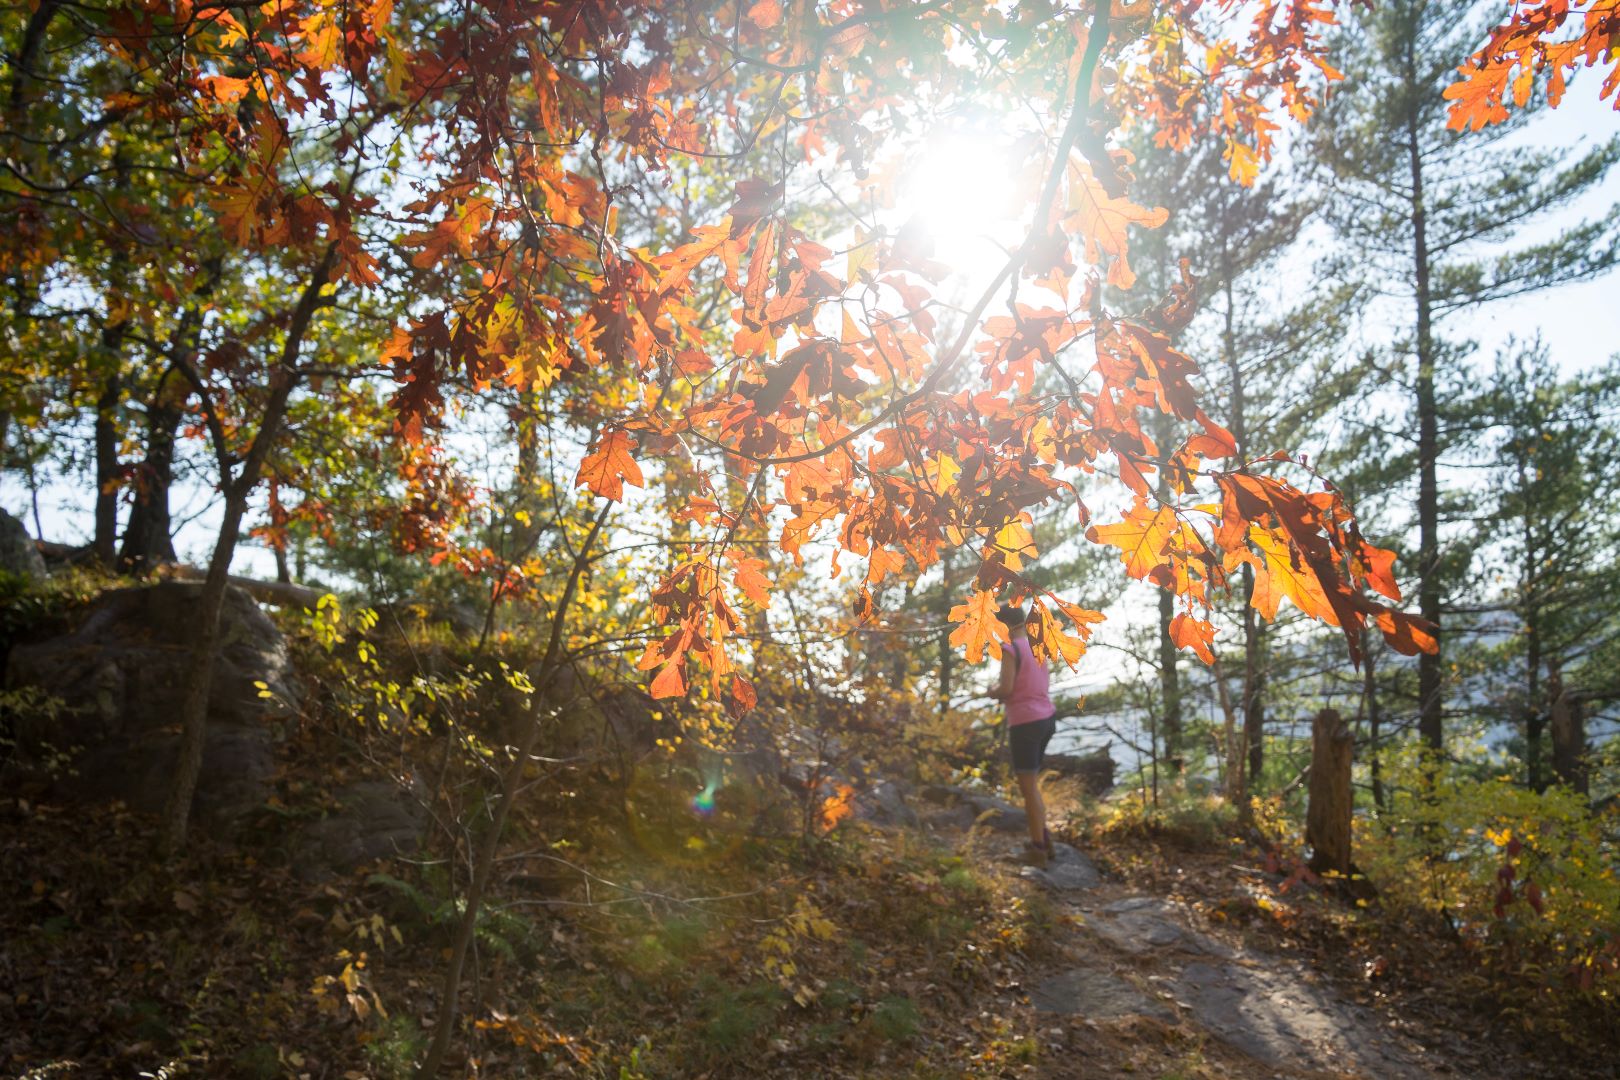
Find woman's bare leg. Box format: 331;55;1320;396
1016;770;1045;848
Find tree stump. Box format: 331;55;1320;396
1305;708;1355;880
1548;663;1589;796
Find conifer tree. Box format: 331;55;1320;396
1313;0;1620;752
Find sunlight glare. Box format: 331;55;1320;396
900;132;1021;269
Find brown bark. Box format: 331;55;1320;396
1405;40;1443;755
1152;411;1183;773
118;397;182;571
93;373;122;564
158;488;250;855
1156;585;1183;773
1547;660;1588;796
1305;708;1354;878
1219;212;1265;794
1520;470;1544;790
1213;657;1248;824
1362;626;1386;812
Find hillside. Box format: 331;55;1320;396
3;577;1614;1079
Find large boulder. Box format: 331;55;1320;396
4;581;301;825
0;509;46;579
919;783;1028;833
300;777;428;877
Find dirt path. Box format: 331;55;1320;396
1016;841;1436;1078
918;786;1549;1079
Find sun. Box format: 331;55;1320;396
899;130;1023;269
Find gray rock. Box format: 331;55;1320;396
1031;968;1172;1021
0;509;46;578
302;778;427;874
5;582;301;826
854;779;919;828
925;804;979;831
1019;843;1101;891
1088;896;1228;957
918;784;1027;832
1175;961;1425;1077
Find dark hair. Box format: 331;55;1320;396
996;604;1026;628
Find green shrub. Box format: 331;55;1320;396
363;1016;426;1079
1089;785;1237;850
1361;746;1620;1006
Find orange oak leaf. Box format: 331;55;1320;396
649;661;687;699
947;588;1008;663
728;551;773;608
1248;525;1336;624
576;430;645;501
1356;542;1401;602
1377;610;1439;657
747;0;783;29
729;674;758;716
1064;161;1169;289
1169;612;1216;663
1026;601;1091;668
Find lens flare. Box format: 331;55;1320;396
689;780;718;817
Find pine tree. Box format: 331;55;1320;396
1313;0;1620;753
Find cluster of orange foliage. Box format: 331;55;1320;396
17;0;1602;710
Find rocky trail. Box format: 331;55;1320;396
917;785;1562;1080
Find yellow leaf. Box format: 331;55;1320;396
993;519;1037;571
297;10;343;69
1088;498;1175;580
1249;526;1336;624
1227;141;1261;186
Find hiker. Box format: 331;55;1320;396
989;603;1057;865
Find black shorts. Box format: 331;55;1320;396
1008;716;1057;774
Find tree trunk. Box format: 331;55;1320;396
1406;48;1443;754
1221;230;1265;795
1363;626;1385;812
1520;467;1543;790
158;248;333;856
93;373;122;565
1241;567;1267;791
1157;585;1183;773
1213;658;1247;824
119;398;182;571
935;545;954;715
1305;708;1354;877
158;488;249;854
1153;410;1182;773
1547;660;1587;796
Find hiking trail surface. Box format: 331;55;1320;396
916;780;1603;1080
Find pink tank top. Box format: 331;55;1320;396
1005;637;1054;726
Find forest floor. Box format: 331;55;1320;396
2;746;1615;1079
